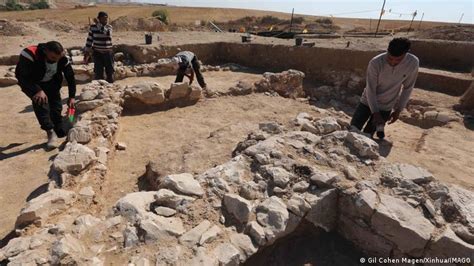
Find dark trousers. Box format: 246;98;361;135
29;80;64;136
175;56;206;88
93;50;115;83
350;103;391;136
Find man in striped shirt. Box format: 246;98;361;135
84;11;115;83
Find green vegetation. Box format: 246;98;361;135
152;9;169;24
29;0;49;10
1;0;49;11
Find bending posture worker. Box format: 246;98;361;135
350;38;419;139
171;51;207;89
15;41;76;149
84;11;115;83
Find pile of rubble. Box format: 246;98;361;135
1;106;472;264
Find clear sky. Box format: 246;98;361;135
141;0;473;23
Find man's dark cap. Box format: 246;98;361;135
98;11;108;18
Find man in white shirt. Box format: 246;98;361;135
350;38;419;138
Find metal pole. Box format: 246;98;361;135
375;0;386;37
407;10;417;34
289;8;295;33
417;12;424;30
458;13;464;24
369;18;372;31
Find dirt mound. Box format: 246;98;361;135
0;20;32;36
110;16;165;32
38;20;76;33
417;25;474;42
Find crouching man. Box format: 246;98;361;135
171;51;207;89
15;41;76;149
350;37;419;139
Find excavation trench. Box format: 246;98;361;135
0;41;473;265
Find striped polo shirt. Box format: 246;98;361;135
85;23;113;52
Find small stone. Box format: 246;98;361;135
53;142;96;175
123;226;139;248
344;165;359;180
265;167;292;188
154;206;176;217
292;181;309;192
139;214;185;244
79;186;95;199
116;142;127;150
310;170;339;188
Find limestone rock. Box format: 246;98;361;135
256;196;289;243
304;189;338;232
179;220;211;247
168;82;190;100
199;225;222;246
139;214;185;243
154;189;195;209
292;180;309;192
154;206;176;217
229;233;258;261
16;189;75;228
160;173;204;197
76;99;104;112
265;166;292;188
382;163;434;185
223;194;252;224
155;246;182;266
124;82;166;105
2;236;31;258
246;221;266;246
189;85;202;101
371;194;435;257
345;132;379;159
310;170;339;188
114;191;156;223
214;243;240;266
79;186;95;199
426;227;474;260
314;117;341;134
78;90;98;101
123;225;139;248
255;69;305;98
53;142;96;175
287;194;311;217
68;126;91;144
51;234;86;265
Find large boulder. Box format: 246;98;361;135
425;227;474;260
168;82;190;100
16;189;76;228
124;82;166;105
255;69;305;98
255;196;289;244
371;194;435;257
304;189;338;232
51;234;86;265
53;142;96;175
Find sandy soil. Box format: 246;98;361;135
0;4;450;30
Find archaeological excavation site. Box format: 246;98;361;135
0;29;473;265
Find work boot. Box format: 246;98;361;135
46;130;58;150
